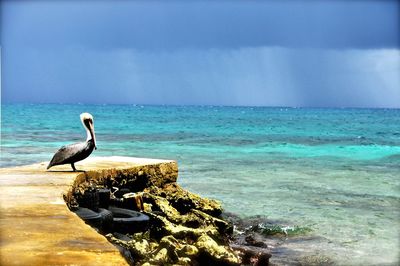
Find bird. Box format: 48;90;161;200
47;113;97;171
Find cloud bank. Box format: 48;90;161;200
3;47;399;108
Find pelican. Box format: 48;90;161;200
47;113;97;171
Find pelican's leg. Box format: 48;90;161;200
71;163;76;172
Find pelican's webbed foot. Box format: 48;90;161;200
71;163;76;172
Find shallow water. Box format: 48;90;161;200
1;104;399;265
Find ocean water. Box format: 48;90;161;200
1;104;399;265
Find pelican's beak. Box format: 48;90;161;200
89;121;97;150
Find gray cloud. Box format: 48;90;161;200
3;47;399;108
2;0;399;50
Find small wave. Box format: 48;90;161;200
249;223;312;237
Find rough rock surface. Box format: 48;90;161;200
66;161;271;265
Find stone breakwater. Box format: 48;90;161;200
65;159;271;265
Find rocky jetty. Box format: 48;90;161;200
65;162;271;265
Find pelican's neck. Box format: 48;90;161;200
86;127;92;141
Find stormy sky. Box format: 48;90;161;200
2;0;399;107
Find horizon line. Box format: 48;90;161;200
1;101;399;110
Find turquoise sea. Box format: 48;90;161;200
1;104;399;265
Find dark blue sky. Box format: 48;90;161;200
2;1;400;107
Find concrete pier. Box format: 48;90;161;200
0;156;178;266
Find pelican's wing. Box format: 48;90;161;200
47;142;87;169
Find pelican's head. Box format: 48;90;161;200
80;113;97;149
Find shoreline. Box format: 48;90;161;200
0;157;273;265
1;156;398;265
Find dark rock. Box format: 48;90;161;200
66;168;269;265
230;244;271;266
245;234;267;248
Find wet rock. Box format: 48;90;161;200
192;209;233;234
177;257;192;265
66;164;270;265
145;183;223;216
158;235;179;262
177;244;199;257
195;234;241;265
153;248;169;264
154;214;220;240
231;244;271;266
135;239;150;253
245;234;267;248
